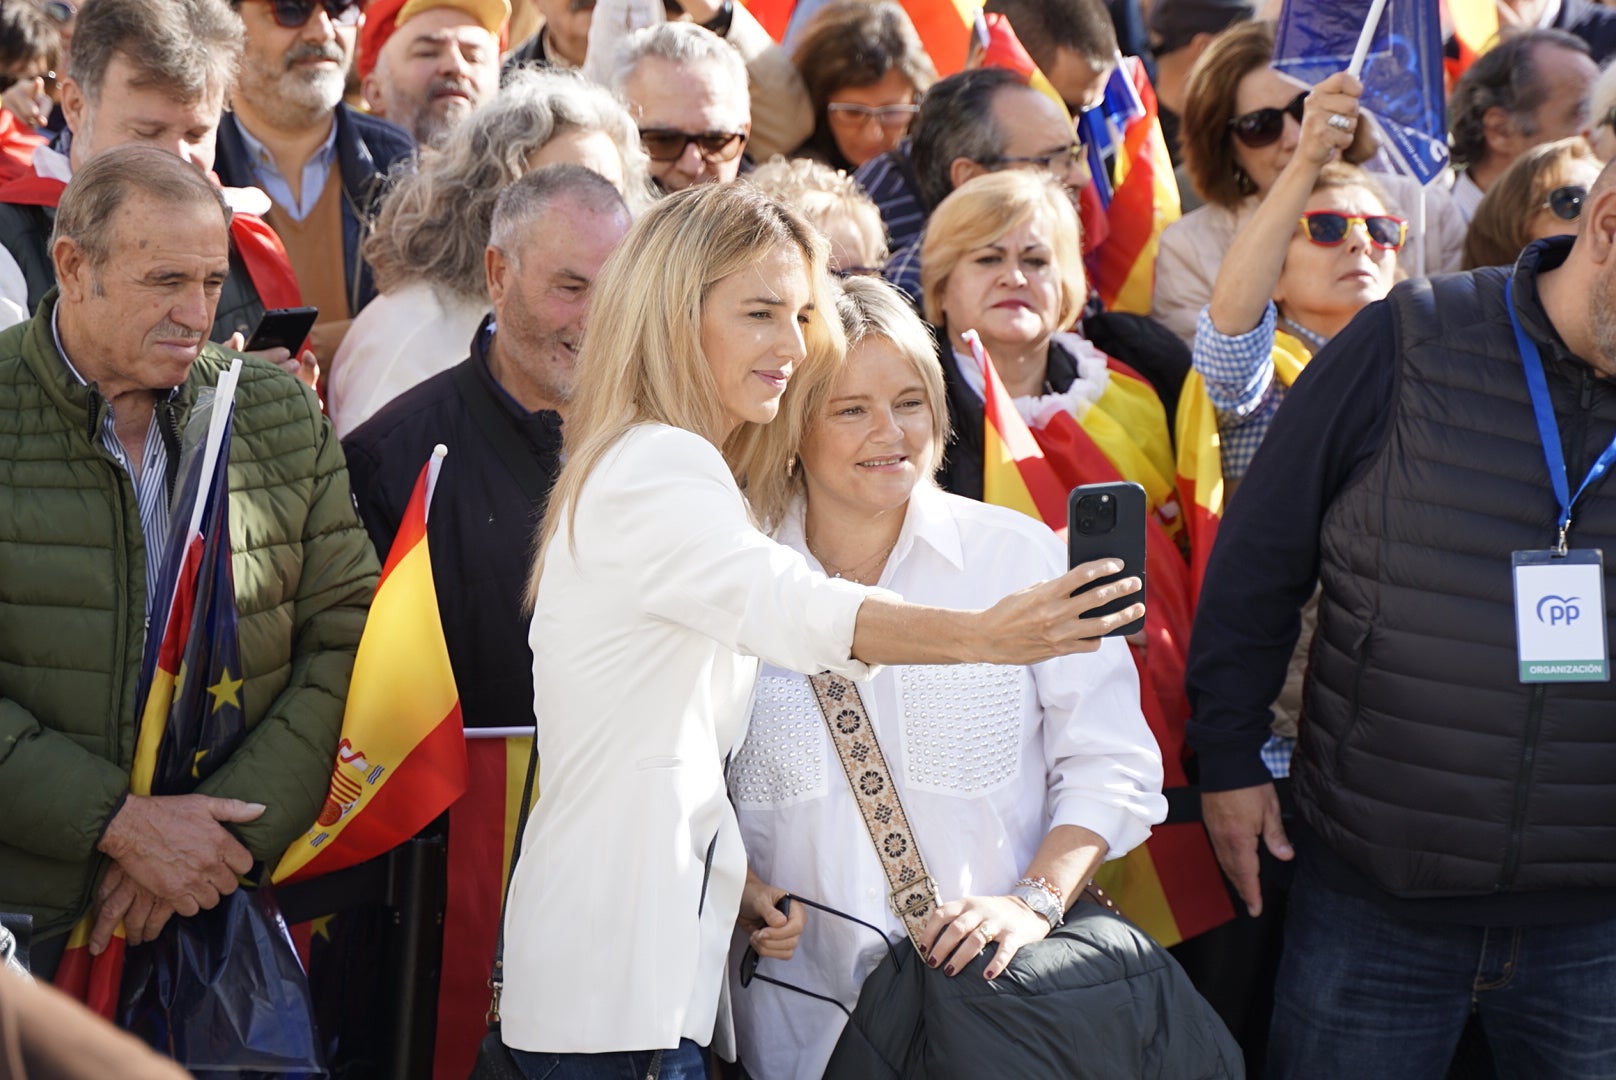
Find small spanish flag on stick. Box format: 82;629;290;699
274;447;466;884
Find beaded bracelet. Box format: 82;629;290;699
1013;875;1065;906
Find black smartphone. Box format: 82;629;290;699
243;306;318;353
1067;481;1147;638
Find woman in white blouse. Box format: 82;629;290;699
727;276;1167;1080
501;185;1145;1079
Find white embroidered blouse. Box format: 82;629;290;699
728;484;1166;1080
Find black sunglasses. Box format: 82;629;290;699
1542;184;1587;222
244;0;361;29
1297;211;1408;251
1229;90;1308;149
637;128;746;163
738;893;903;1016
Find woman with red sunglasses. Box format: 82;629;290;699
1182;70;1402;504
1152;20;1463;345
1177;70;1401;839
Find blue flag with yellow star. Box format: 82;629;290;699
131;396;246;794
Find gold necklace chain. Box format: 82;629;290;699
808;534;899;584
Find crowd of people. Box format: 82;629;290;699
0;0;1614;1077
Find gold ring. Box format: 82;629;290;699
975;926;994;944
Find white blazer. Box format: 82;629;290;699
501;424;877;1055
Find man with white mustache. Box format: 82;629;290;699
0;145;376;981
214;0;415;369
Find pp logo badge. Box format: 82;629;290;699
1537;595;1582;627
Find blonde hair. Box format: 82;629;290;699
745;156;889;268
736;275;949;531
526;183;844;604
919;170;1085;330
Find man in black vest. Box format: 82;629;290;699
1187;164;1616;1076
342;163;630;728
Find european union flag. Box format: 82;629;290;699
132;396;246;794
1274;0;1449;186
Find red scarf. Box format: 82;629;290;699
0;170;303;311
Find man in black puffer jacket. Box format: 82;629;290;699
1187;167;1616;1076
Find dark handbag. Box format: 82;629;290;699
824;893;1244;1079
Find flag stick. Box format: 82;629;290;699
425;443;448;522
1348;0;1390;79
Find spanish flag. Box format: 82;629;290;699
56;362;248;1017
966;332;1233;946
1081;57;1181;316
741;0;976;71
1175;333;1309;595
433;730;534;1080
274;449;466;884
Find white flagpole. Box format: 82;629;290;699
425;443;448;524
1348;0;1391;79
188;357;243;538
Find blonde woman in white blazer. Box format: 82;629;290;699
501;184;1144;1080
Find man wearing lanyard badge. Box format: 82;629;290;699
1184;163;1616;1075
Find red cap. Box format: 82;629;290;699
357;0;510;83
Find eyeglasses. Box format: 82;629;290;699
738;893;903;1016
637;128;747;163
1541;184;1587;222
1229;91;1308;149
983;142;1088;177
1297;211;1408;251
826;102;920;130
244;0;362;29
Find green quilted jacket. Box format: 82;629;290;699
0;295;380;938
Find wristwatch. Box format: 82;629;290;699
1011;884;1064;930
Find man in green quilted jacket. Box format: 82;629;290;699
0;145;379;978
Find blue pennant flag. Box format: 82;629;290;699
1075;63;1146;211
1273;0;1449;186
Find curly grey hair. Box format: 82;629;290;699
363;68;652;300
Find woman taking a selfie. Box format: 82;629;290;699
727;276;1165;1080
500;184;1145;1079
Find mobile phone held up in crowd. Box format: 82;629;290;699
243;306;318;354
1067;481;1147;638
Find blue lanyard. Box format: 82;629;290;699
1506;276;1616;553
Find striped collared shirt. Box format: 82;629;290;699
52;302;173;616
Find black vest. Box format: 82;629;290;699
1297;264;1616;897
0;201;265;343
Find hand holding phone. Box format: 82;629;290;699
1067;481;1148;638
243;306;318;354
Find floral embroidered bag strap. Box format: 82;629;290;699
807;671;939;956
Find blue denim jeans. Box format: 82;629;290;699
510;1039;707;1080
1269;858;1616;1079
